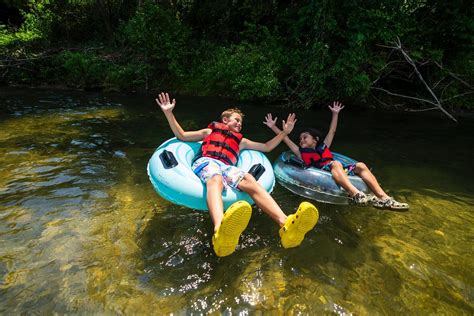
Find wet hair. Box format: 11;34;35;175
220;108;244;122
296;127;324;143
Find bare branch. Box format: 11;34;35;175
376;44;397;49
406;107;439;112
376;37;458;122
432;76;447;90
434;61;473;89
371;93;406;108
371;87;439;106
394;38;442;104
440;80;455;99
441;91;474;102
371;60;404;85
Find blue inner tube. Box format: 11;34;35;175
273;151;370;205
147;138;275;211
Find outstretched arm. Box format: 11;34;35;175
263;113;301;158
240;113;296;152
156;92;210;141
324;101;344;148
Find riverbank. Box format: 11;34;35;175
2;1;472;114
2;84;473;121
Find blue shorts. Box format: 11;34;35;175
321;161;357;176
192;157;245;190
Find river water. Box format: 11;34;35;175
1;88;473;314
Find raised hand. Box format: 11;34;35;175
155;92;176;113
328;101;344;114
282;113;297;134
263;113;277;129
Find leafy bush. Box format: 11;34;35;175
119;1;190;79
105;62;153;91
0;0;471;112
58;51;108;88
17;0;55;41
191;42;280;100
0;24;17;46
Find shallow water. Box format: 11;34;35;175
0;88;473;314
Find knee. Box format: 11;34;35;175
355;162;368;172
331;161;345;179
207;174;223;190
239;173;258;192
331;161;343;172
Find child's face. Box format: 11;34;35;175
299;132;318;148
222;113;243;133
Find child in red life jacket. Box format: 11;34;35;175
263;101;409;210
156;92;319;257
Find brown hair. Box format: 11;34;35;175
220;107;244;122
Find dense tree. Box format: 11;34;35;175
1;0;472;116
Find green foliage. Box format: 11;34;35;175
105;62;153;91
57;51;108;87
0;24;17;46
18;0;55;40
55;50;152;90
188;23;284;99
195;43;280;99
0;0;472;111
119;1;190;79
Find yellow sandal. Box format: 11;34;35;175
212;200;252;257
279;202;318;248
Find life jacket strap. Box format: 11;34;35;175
205;151;234;165
207;140;239;160
213;128;242;143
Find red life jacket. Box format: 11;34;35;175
299;143;334;168
198;122;243;165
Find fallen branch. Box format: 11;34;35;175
371;93;406;108
371;60;403;85
441;91;474;102
394;38;444;105
0;46;105;63
374;37;458;122
406;107;439;112
371;87;439;107
434;61;472;89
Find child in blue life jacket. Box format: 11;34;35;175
263;101;409;210
156;92;319;257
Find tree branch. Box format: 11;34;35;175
434;61;472;89
441;91;474;102
371;87;439;107
406;107;439;112
374;37;458;122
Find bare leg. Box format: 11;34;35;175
354;162;389;199
330;161;360;196
206;174;225;231
238;173;287;226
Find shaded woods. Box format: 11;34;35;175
1;1;472;118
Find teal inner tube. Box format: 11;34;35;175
147;138;275;211
273;151;370;205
